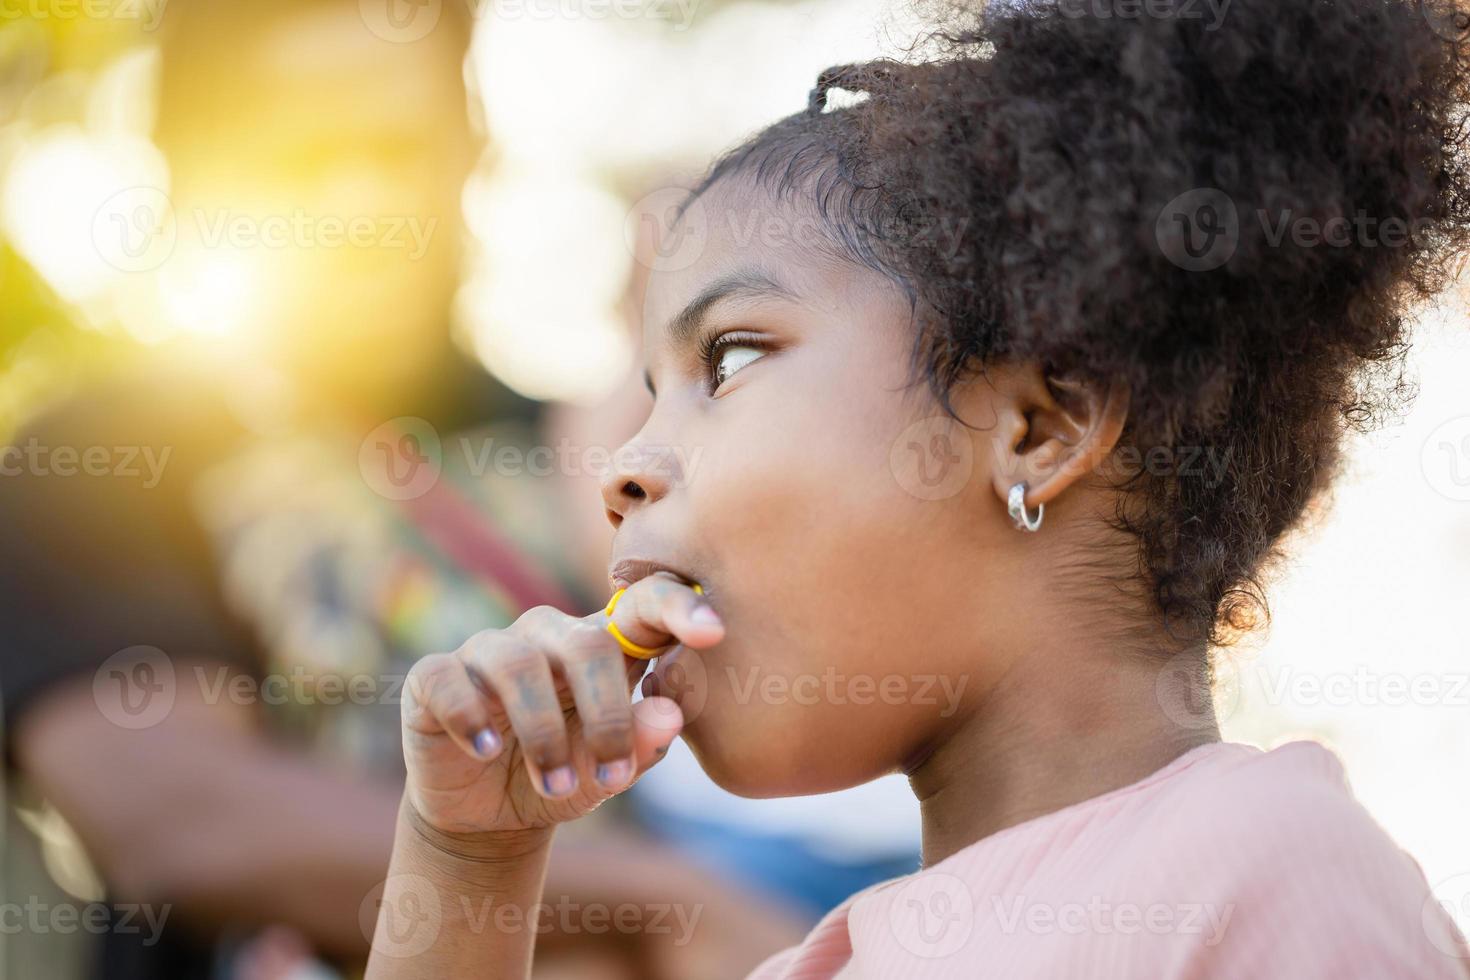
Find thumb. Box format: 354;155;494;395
630;696;683;777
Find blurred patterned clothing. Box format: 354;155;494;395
0;365;589;980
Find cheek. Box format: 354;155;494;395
674;364;988;794
691;364;907;630
693;347;979;643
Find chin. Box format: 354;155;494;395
676;700;885;800
681;733;811;798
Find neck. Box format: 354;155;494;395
906;639;1219;867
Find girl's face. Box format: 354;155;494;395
604;183;1026;797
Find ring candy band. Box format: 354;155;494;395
604;583;703;660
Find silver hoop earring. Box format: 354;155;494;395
1008;482;1043;532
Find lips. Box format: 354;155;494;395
607;556;703;593
607;554;714;708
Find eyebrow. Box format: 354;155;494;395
644;269;797;396
667;269;796;346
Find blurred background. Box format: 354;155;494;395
0;1;1466;978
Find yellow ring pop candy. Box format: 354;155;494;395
604;582;704;660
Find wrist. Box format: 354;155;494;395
399;796;554;871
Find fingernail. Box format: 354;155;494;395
473;728;501;758
596;759;632;788
690;603;721;627
543;765;577;797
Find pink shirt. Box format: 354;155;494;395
752;740;1470;978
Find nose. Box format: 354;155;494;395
600;440;675;529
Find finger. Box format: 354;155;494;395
630;695;684;778
457;631;577;799
403;653;503;762
517;612;638;790
606;573;724;655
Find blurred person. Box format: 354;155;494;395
367;1;1470;978
0;1;805;978
0;1;505;976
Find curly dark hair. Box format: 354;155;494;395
688;0;1470;647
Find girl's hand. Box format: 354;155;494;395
399;572;723;838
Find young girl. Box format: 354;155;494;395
367;0;1470;976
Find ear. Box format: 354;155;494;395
980;363;1130;516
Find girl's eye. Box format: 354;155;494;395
708;340;766;390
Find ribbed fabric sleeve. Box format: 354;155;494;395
751;741;1470;979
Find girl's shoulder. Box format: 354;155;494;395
824;741;1469;978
